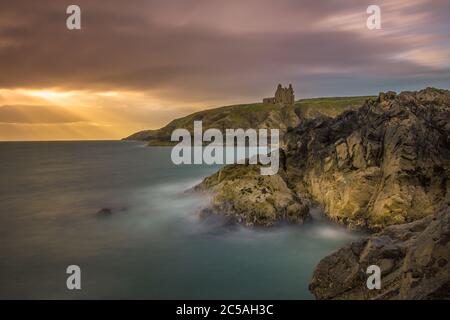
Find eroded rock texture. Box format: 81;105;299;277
194;156;309;226
285;87;450;230
309;203;450;299
196;88;449;229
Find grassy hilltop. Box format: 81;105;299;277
123;96;375;145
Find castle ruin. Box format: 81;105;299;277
263;84;295;105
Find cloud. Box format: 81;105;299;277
1;1;449;95
0;0;448;139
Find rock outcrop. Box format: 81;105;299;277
196;88;450;230
285;87;450;230
97;208;112;215
309;203;450;299
194;154;309;226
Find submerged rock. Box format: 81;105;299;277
309;203;450;299
97;208;112;215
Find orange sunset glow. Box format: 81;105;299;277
0;0;449;140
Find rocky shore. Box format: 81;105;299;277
310;203;449;299
194;87;450;299
194;157;309;227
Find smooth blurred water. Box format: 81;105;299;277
0;141;363;299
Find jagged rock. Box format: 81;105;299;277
194;88;449;230
285;87;450;230
309;204;450;299
194;155;309;226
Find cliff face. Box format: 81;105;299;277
309;203;450;300
285;88;450;230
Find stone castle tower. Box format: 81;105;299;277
263;84;295;105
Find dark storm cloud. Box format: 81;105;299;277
0;0;449;101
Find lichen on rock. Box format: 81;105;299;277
194;154;309;226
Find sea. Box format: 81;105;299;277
0;141;363;299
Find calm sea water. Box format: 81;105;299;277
0;141;362;299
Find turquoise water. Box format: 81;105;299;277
0;141;362;299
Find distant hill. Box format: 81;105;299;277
123;96;375;145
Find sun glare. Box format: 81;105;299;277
23;89;75;99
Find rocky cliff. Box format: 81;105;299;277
309;203;449;299
196;87;450;230
284;87;450;230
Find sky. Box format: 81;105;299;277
0;0;449;140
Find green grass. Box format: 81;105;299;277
297;96;375;107
294;96;375;118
